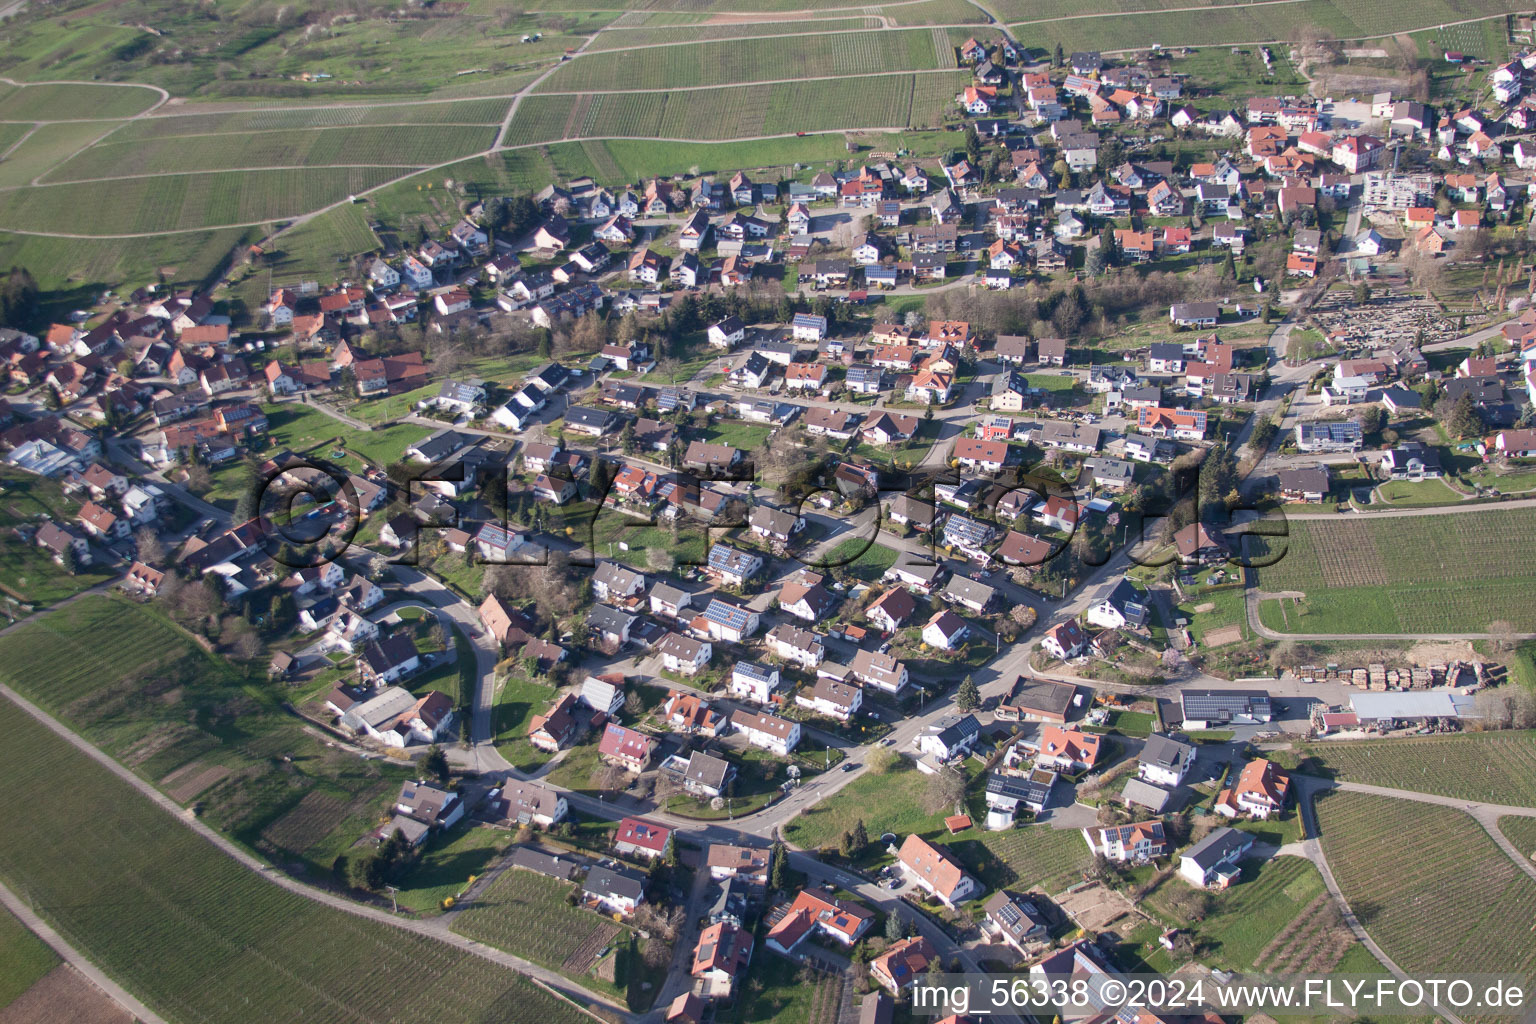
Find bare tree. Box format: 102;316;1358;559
134;528;166;566
921;765;966;814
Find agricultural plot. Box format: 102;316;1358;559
1252;508;1536;633
0;121;122;189
1317;792;1536;994
584;17;879;50
886;0;992;24
116;99;512;140
0;595;408;870
1000;0;1522;52
0;226;251;313
0;905;59;1010
44;124;490;182
0;82;160;120
534;29;949;92
0;166;405;234
1297;732;1536;807
1192;857;1357;973
0;696;590;1024
514;72;962;143
451;868;627;976
257;202;383;281
967;823;1095;894
1498;815;1536;862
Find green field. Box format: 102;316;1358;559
783;762;1093;893
0;467;115;605
44;124;495;182
251;202;383;285
0;226;252;312
0;905;58;1010
263;403;432;469
584;17;882;50
114;99;514;140
0;595;410;871
1253;508;1536;633
451;866;632;993
1497;815;1536;862
1374;478;1464;507
999;0;1525;51
1140;854;1373;975
817;538;900;582
1297;731;1536;807
492;675;560;769
784;762;951;851
0;121;123;188
534;29;953;92
393;825;511;913
0;82;160;119
1317;791;1536;990
0;694;589;1024
512;71;966;142
0;165;406;234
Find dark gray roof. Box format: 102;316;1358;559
1121;777;1173;812
1139;733;1194;773
1180;689;1271;722
584;864;646;900
511;845;585;880
1182;825;1254;870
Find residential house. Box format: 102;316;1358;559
1215;758;1290;819
1083;820;1168;862
615;817;673;861
895;834;978;907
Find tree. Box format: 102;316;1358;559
1358;405;1385;436
1437;392;1484;439
1053;43;1065;67
850;819;868;855
866;745;899;774
921;765;966;814
0;266;38;328
769;839;787;890
423;745;451;784
954;675;980;712
885;911;904;942
1009;604;1038;631
838;829;855;859
134;527;165;566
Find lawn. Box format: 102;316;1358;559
0;905;58;1011
1374;478;1463;507
1153;855;1349;972
450;866;632;994
492;674;560;772
393;824;512;913
263;402;431;470
725;947;848;1024
1294;731;1536;807
817;538;899;583
0;695;590;1024
1252;507;1536;632
1174;583;1250;645
783;762;948;852
1317;791;1536;987
0;467;114;605
702;419;774;452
